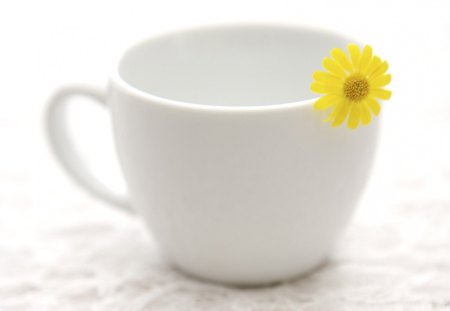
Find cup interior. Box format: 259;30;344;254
118;24;352;107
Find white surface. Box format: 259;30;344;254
1;0;450;309
117;24;349;106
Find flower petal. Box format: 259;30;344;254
370;74;391;87
347;104;361;129
322;57;346;78
366;97;381;115
310;82;341;94
369;61;389;79
348;44;361;71
359;45;373;72
313;71;343;85
331;48;353;72
365;56;382;76
371;88;392;100
314;94;340;110
332;101;351;127
360;102;372;125
326;100;344;122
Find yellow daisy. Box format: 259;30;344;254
311;44;391;129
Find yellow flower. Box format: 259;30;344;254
311;44;391;129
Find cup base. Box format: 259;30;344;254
169;255;329;288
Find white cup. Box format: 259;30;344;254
46;23;379;285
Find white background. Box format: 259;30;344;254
1;0;450;310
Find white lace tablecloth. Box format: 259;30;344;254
1;0;449;310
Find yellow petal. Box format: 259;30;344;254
360;102;372;125
326;100;344;122
331;48;353;72
332;101;351;127
322;57;346;78
347;104;361;129
369;61;389;79
348;44;361;71
310;82;341;94
370;74;391;88
366;97;381;115
365;56;382;76
313;71;343;85
314;94;340;110
371;88;392;100
359;45;373;72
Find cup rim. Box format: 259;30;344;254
110;22;358;113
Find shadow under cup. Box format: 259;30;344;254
113;25;380;285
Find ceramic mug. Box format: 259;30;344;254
46;23;379;285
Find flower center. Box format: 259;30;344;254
343;75;370;102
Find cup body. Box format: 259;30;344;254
108;24;379;285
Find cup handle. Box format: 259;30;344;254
45;85;133;213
